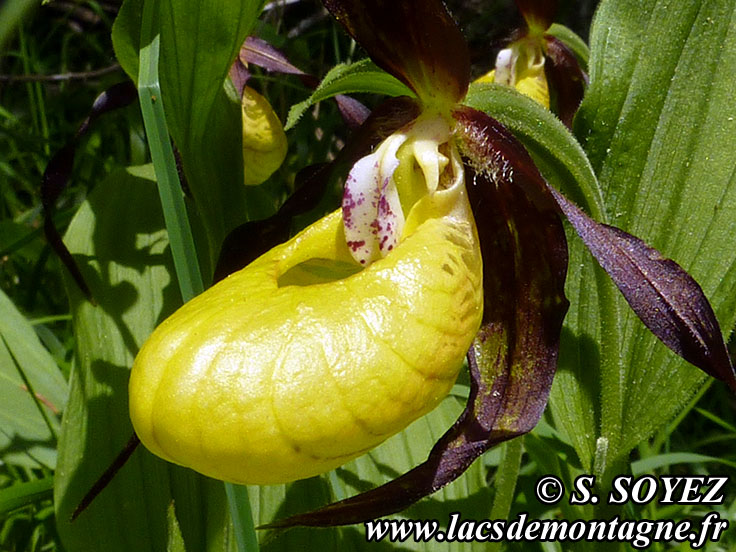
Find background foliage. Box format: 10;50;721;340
1;1;735;551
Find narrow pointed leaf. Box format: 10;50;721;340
264;107;568;528
322;0;469;105
550;187;736;392
0;288;67;469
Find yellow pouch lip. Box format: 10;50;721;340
130;183;482;485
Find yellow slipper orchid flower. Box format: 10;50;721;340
129;114;483;484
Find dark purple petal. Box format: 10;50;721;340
228;59;251;99
334;94;371;129
213;97;419;281
42;81;137;303
456;106;569;439
543;36;587;129
322;0;469;105
240;36;319;88
515;0;557;31
549;187;736;392
263;107;569;529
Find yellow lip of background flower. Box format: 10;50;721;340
241;85;288;186
129;181;483;485
476;38;550;109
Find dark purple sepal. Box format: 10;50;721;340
515;0;557;32
543;36;586;129
229;60;251;99
334;94;371;129
263;107;569;529
549;186;736;392
240;36;319;88
42;81;138;303
213;97;419;281
458;105;568;446
322;0;470;106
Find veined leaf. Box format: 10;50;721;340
285;59;414;130
574;0;736;460
0;287;66;469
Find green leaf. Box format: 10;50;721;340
167;501;188;552
632;452;736;475
0;476;53;516
0;287;66;469
575;0;736;460
285;59;414;130
110;0;141;82
53;166;231;552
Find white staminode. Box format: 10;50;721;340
494;41;546;90
342;115;455;266
494;46;518;86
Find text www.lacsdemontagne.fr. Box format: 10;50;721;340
364;512;729;548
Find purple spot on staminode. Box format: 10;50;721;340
346;240;366;252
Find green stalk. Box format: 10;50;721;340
488;438;523;552
137;2;258;550
138;32;203;302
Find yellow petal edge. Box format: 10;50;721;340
129;185;483;485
